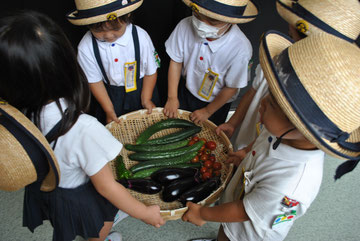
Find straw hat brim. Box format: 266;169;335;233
67;0;143;26
0;103;60;191
183;0;258;24
259;31;360;161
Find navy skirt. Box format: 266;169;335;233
36;182;117;241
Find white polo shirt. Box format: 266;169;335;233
77;24;159;86
39;99;123;188
220;127;324;241
232;64;269;150
165;16;252;102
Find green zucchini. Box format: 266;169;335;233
132;162;201;179
129;151;199;173
128;140;204;161
125;139;189;152
115;155;132;179
136;118;197;144
143;126;201;145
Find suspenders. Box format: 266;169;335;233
91;24;140;85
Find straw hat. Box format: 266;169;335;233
67;0;143;25
259;31;360;161
276;0;360;43
183;0;258;24
0;101;60;192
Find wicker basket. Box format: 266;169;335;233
106;108;233;220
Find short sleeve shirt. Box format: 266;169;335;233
165;17;252;102
220;127;324;241
77;24;159;86
40;99;123;188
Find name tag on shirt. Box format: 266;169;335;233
124;61;137;92
198;68;219;100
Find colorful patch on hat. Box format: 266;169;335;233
107;13;117;21
281;196;299;208
122;0;128;5
154;50;161;68
190;3;200;13
272;210;296;226
296;20;309;34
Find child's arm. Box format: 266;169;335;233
190;87;238;124
141;72;157;114
164;59;182;118
89;82;119;124
226;139;255;166
182;201;249;226
90;163;165;228
215;87;257;138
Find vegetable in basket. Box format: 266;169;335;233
131;163;201;179
124;139;189;152
136;118;198;144
115;155;132;179
162;175;201;202
116;178;162;194
151;167;200;185
142;126;201;145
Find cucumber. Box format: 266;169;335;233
125;139;189;152
143;126;201;145
128;140;204;161
129;151;199;173
136;118;197;144
132;163;201;179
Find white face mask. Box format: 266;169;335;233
191;15;231;39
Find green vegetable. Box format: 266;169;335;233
125;139;189;152
131;162;201;179
143;126;201;145
115;155;132;179
136;118;197;144
129;151;199;173
128;140;204;161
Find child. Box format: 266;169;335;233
163;0;258;126
216;0;360;164
0;11;164;241
183;32;360;241
67;0;160;125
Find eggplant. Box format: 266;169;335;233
151;167;199;185
117;178;162;194
161;176;201;202
179;176;221;206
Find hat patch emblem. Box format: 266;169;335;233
190;3;200;13
107;13;117;21
122;0;128;5
296;20;309;33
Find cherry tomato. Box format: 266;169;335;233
205;141;217;151
200;166;208;174
192;136;200;142
213;162;222;170
199;144;205;152
188;140;196;146
191;156;199;163
209;155;216;162
200;154;209;162
204;160;213;168
213;170;221;176
202;172;212;180
204;148;212;155
200;138;207;143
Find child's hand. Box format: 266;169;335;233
142;100;156;114
106;111;120;124
164;97;179;118
215;123;235;138
226;149;247;167
142;205;165;228
182;202;206;226
190;108;211;125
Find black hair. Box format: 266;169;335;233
0;10;90;141
87;14;132;32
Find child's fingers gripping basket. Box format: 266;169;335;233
106;108;233;220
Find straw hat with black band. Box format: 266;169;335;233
67;0;143;26
276;0;360;43
0;100;60;191
183;0;259;24
259;31;360;179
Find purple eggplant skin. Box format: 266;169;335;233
117;178;162;194
150;167;199;185
179;176;221;206
161;176;201;202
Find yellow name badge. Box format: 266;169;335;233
124;61;137;92
198;68;219;100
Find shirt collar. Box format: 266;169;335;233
203;24;234;53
